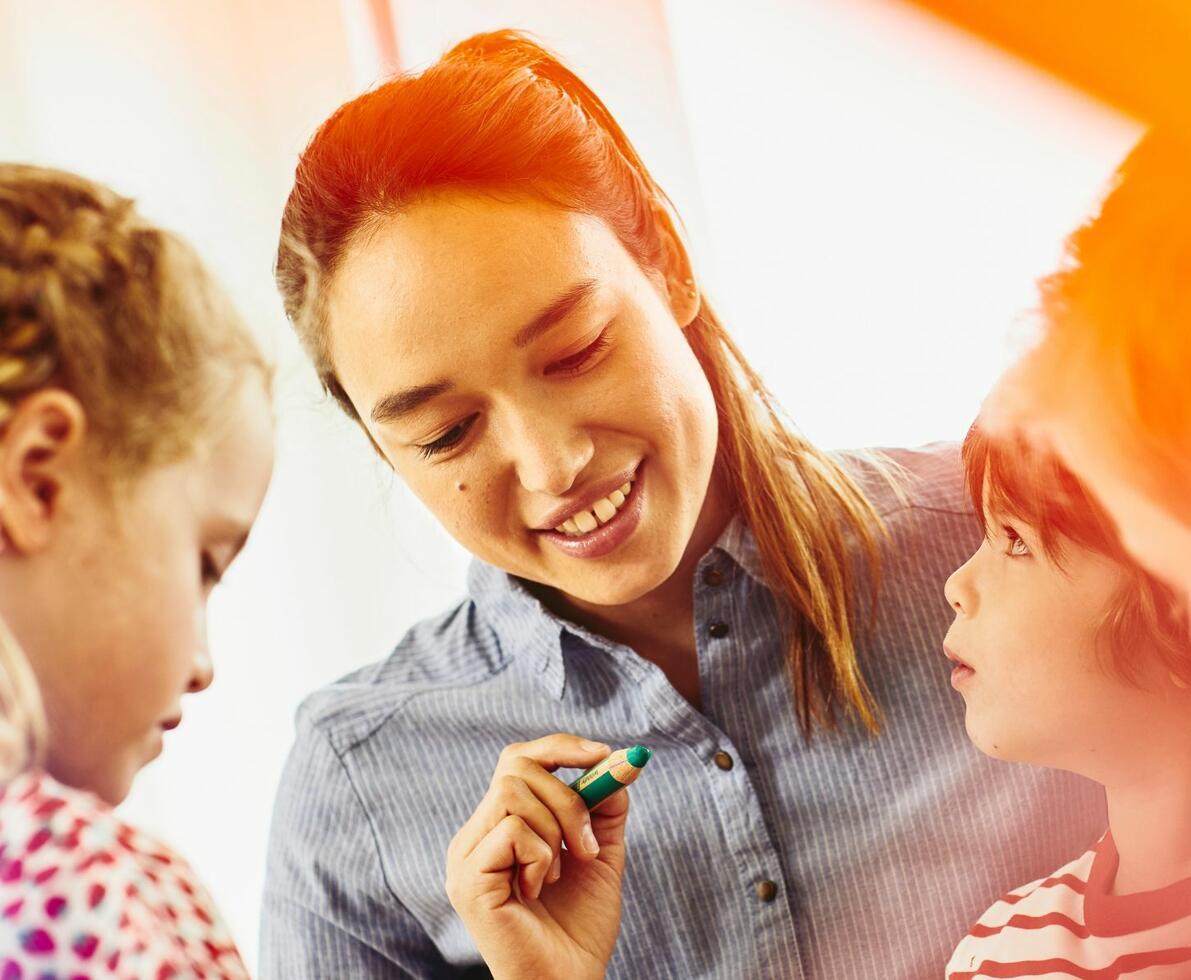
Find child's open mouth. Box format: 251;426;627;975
943;645;975;688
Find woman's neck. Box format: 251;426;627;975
1102;697;1191;895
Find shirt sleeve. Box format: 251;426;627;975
259;719;464;979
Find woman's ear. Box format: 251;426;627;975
0;390;88;555
651;204;700;328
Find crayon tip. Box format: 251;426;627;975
627;744;652;768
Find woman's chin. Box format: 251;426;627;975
553;557;678;607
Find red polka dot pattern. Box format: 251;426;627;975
1;770;248;979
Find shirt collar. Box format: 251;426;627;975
466;559;568;699
1084;830;1191;936
713;512;768;587
466;514;765;701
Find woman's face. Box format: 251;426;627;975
326;192;719;606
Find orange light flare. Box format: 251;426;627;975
899;0;1191;136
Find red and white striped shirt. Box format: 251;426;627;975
947;833;1191;979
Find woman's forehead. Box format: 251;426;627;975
326;194;626;380
338;193;613;312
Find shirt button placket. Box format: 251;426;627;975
695;558;796;969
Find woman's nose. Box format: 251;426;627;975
508;413;594;497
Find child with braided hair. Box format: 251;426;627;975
0;164;273;978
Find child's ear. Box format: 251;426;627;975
0;390;88;555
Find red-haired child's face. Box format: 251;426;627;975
325;191;721;608
942;497;1160;780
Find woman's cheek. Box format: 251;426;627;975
408;466;490;543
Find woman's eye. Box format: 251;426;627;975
416;414;477;459
1002;524;1031;558
545;329;610;377
201;552;223;586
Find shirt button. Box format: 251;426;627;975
713;751;734;771
702;567;724;587
708;621;730;639
755;879;778;902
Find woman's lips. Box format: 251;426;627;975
539;465;646;560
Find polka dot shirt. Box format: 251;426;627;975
1;769;248;979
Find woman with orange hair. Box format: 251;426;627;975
983;130;1191;617
261;31;1101;978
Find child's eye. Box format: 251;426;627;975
545;329;611;377
1002;524;1031;558
201;552;223;587
416;414;478;459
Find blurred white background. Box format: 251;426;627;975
0;0;1139;969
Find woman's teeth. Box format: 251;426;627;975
556;482;633;536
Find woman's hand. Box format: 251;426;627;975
445;734;631;980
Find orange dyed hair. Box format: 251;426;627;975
1027;130;1191;526
276;31;890;735
963;424;1190;684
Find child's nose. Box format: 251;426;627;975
188;648;214;694
944;555;978;616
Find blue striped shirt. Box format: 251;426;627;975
260;444;1104;979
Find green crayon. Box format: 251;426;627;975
569;745;652;809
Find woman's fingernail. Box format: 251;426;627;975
582;823;600;855
549;854;561;881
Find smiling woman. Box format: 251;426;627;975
261;29;1104;980
319;193;721;611
279;33;887;731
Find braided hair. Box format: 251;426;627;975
0;164;267;478
0;165;268;780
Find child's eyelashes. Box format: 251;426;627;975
1001;524;1032;558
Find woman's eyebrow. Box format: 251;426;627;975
371;380;453;426
512;278;597;348
369;279;597;427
